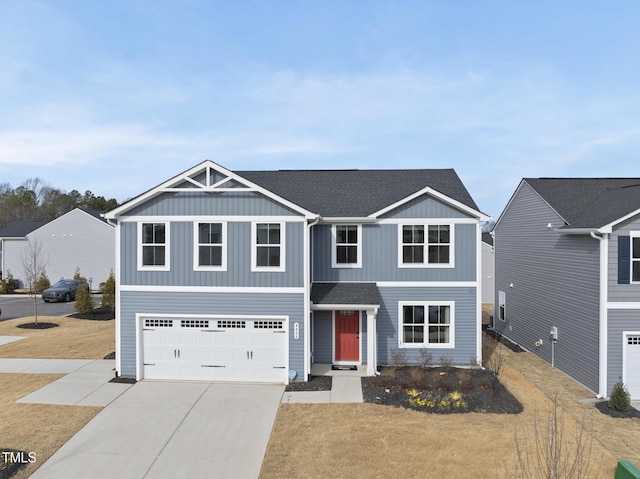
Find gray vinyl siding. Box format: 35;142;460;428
120;221;304;287
494;182;600;393
312;310;368;364
608;215;640;302
608;310;640;395
380;194;472;219
376;286;478;365
313;223;477;282
125;191;300;217
119;291;305;378
313;311;333;363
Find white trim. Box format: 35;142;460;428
398;301;455;349
331;224;363;269
312;303;380;311
599;208;640;234
119;215;306;223
377;281;477;288
475;223;482;365
631;232;640;284
137;221;170;271
320;217;377;224
622;331;640;399
251;222;286;272
366;308;377;375
607;302;640;310
377;217;478;225
396;222;455;269
332;310;362;365
369;186;490;221
121;285;305;294
594;232;609;398
115;222;122;376
105;160;317;220
193;221;227;272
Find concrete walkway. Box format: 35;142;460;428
281;375;363;404
30;382;284;479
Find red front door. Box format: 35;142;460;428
335;311;359;362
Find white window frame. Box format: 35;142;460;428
193;222;227;271
137;222;170;271
251;222;286;272
398;301;455;349
631;231;640;284
498;291;506;322
331;224;362;268
397;223;455;268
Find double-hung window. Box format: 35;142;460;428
252;222;285;271
332;224;362;268
399;301;454;348
633;234;640;283
399;224;453;267
194;222;226;271
138;222;170;271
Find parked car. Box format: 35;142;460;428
42;279;89;302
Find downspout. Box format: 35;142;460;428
106;217;121;377
591;230;609;398
305;216;320;380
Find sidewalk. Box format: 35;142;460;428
281;376;363;404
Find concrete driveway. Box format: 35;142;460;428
30;381;284;479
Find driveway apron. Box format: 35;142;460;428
30;381;284;479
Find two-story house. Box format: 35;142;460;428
104;161;489;383
493;178;640;399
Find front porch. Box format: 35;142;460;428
310;363;369;377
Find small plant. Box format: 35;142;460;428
1;270;16;293
457;369;474;393
33;272;51;294
73;266;87;283
608;380;631;412
418;348;433;368
100;270;116;311
389;348;407;366
438;354;453;370
409;366;426;388
74;285;94;314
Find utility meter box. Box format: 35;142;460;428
550;326;558;341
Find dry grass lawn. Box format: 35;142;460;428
261;346;619;479
0;316;114;359
0;316;114;478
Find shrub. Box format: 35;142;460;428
418;349;433;368
33;272;50;294
389;347;407;366
609;380;631;412
1;270;16;293
101;270;115;311
73;267;87;283
74;285;94;314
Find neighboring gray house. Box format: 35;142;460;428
105;161;489;383
494;178;640;399
481;232;494;305
0;208;115;288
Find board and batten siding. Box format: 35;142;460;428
608;310;640;395
379;193;473;219
120;220;304;287
494;181;601;393
119;291;305;378
376;286;477;365
312;223;477;282
124;191;301;217
608;215;640;302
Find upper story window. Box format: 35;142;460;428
398;223;453;267
399;301;454;348
633;236;640;282
332;224;362;268
252;222;285;272
194;222;226;271
138;222;170;271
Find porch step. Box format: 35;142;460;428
331;365;358;371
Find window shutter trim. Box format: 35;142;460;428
619;236;631;284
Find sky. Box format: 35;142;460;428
1;1;640;219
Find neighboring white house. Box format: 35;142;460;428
0;208;115;289
481;232;495;304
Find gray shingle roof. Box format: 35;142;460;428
237;169;479;217
525;178;640;228
311;283;380;306
0;221;47;238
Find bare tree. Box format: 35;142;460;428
20;238;49;324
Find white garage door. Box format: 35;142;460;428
625;335;640;399
142;317;288;383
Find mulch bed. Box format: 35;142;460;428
595;401;640;419
285;375;332;391
483;329;526;353
69;307;114;321
16;322;58;330
362;366;523;414
103;351;116;360
0;449;29;479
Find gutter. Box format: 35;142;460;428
590;230;609;398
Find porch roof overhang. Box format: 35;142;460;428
310;282;380;311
